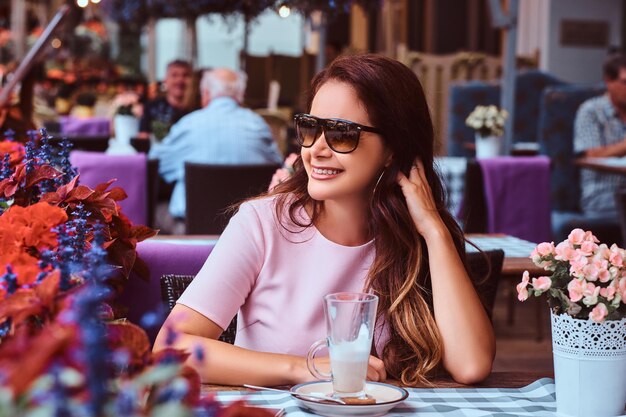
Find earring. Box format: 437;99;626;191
373;169;385;195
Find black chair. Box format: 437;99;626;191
184;162;280;235
48;135;110;153
146;159;159;229
160;274;237;344
131;137;151;153
465;249;505;320
458;159;488;233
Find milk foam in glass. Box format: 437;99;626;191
306;293;378;398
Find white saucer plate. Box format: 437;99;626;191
290;381;408;417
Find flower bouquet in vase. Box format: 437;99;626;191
110;92;143;154
517;229;626;417
465;105;508;158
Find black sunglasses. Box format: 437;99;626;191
293;113;382;154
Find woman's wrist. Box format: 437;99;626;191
286;355;312;385
420;218;450;244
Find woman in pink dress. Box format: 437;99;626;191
154;54;495;387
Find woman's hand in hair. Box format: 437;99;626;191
396;159;446;239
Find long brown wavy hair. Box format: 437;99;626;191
269;54;467;385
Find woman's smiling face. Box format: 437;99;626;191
301;80;392;205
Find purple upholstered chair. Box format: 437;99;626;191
60;116;111;137
70;151;148;226
116;240;215;344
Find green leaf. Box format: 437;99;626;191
133;364;181;387
151;403;194;417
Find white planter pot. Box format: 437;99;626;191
475;133;501;158
114;115;139;146
551;311;626;417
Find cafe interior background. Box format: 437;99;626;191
0;0;625;415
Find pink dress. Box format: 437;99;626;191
177;197;381;356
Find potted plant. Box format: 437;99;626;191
465;105;508;158
0;130;273;416
517;228;626;417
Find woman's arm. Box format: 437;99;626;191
397;161;495;384
154;304;308;386
153;304;386;386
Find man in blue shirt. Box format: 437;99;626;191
149;68;283;234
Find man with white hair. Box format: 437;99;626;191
149;67;283;234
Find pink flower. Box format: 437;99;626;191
600;286;616;301
536;242;555;256
578;241;597;256
567;279;586;302
592;257;609;271
581;264;599;282
584;230;599;243
595;244;611;260
619;277;626;300
609;246;624;267
517;286;529;301
555;241;578;262
568;228;586;245
516;271;530;301
597;268;611;283
531;276;552;291
582;283;600;306
518;229;625;320
589;303;608;322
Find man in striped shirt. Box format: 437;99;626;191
574;53;626;218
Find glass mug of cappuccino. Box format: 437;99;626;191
306;292;378;398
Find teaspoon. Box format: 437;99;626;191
243;384;347;405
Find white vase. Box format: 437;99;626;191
113;114;139;146
475;133;501;158
551;311;626;417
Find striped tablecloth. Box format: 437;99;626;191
214;378;557;416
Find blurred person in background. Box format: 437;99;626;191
560;52;626;246
149;67;283;234
138;59;193;142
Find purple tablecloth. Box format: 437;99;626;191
70;151;147;226
60;116;111;137
478;156;552;244
117;240;214;344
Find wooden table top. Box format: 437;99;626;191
575;157;626;175
201;371;553;394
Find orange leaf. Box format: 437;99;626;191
0;289;43;325
179;365;201;405
107;322;150;367
34;270;61;307
130;225;158;242
0;323;76;395
107;239;136;278
25;165;62;188
107;186;128;201
67;185;95;201
41;175;79;203
94;179;116;193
